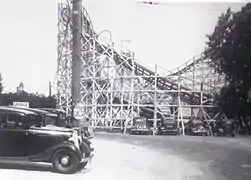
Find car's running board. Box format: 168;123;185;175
0;157;29;161
0;157;50;166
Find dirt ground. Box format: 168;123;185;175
0;134;251;180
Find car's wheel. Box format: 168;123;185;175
52;149;80;174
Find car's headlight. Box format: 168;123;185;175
72;128;80;134
72;129;78;134
69;129;80;148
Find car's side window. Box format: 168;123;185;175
59;113;65;120
0;113;7;127
6;114;23;128
44;116;56;125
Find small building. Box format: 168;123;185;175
16;82;25;94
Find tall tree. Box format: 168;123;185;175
205;4;251;133
0;73;3;94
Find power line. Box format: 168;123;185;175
136;0;241;12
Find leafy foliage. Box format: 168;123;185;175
0;91;57;108
206;5;251;85
205;4;251;134
0;74;3;94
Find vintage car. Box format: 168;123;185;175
0;106;94;174
185;119;208;136
211;118;235;137
128;117;151;135
11;107;58;126
12;107;94;139
11;107;68;128
157;118;178;135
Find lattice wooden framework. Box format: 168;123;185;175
56;1;226;134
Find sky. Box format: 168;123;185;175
0;0;246;95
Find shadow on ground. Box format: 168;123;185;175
0;162;90;175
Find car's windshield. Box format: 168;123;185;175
58;112;67;120
133;118;146;125
164;121;176;126
0;114;6;124
192;120;204;125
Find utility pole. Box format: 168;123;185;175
49;81;52;108
71;0;82;121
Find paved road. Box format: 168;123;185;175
0;133;250;180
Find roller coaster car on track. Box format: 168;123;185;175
128;117;152;135
0;106;94;174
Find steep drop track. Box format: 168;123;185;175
60;2;215;108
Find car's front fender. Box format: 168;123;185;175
52;141;82;158
29;141;82;162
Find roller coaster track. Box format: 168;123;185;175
57;1;225;121
169;53;206;76
93;42;212;105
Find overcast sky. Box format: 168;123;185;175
0;0;245;95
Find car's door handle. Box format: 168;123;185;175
24;130;33;135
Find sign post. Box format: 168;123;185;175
73;103;85;120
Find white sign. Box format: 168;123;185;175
13;102;29;108
73;108;84;118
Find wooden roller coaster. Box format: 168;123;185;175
56;1;226;135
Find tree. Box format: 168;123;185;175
205;4;251;134
0;73;3;94
0;91;57;108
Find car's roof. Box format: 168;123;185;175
134;117;145;121
29;108;58;117
0;106;37;116
39;108;66;114
10;107;58;117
